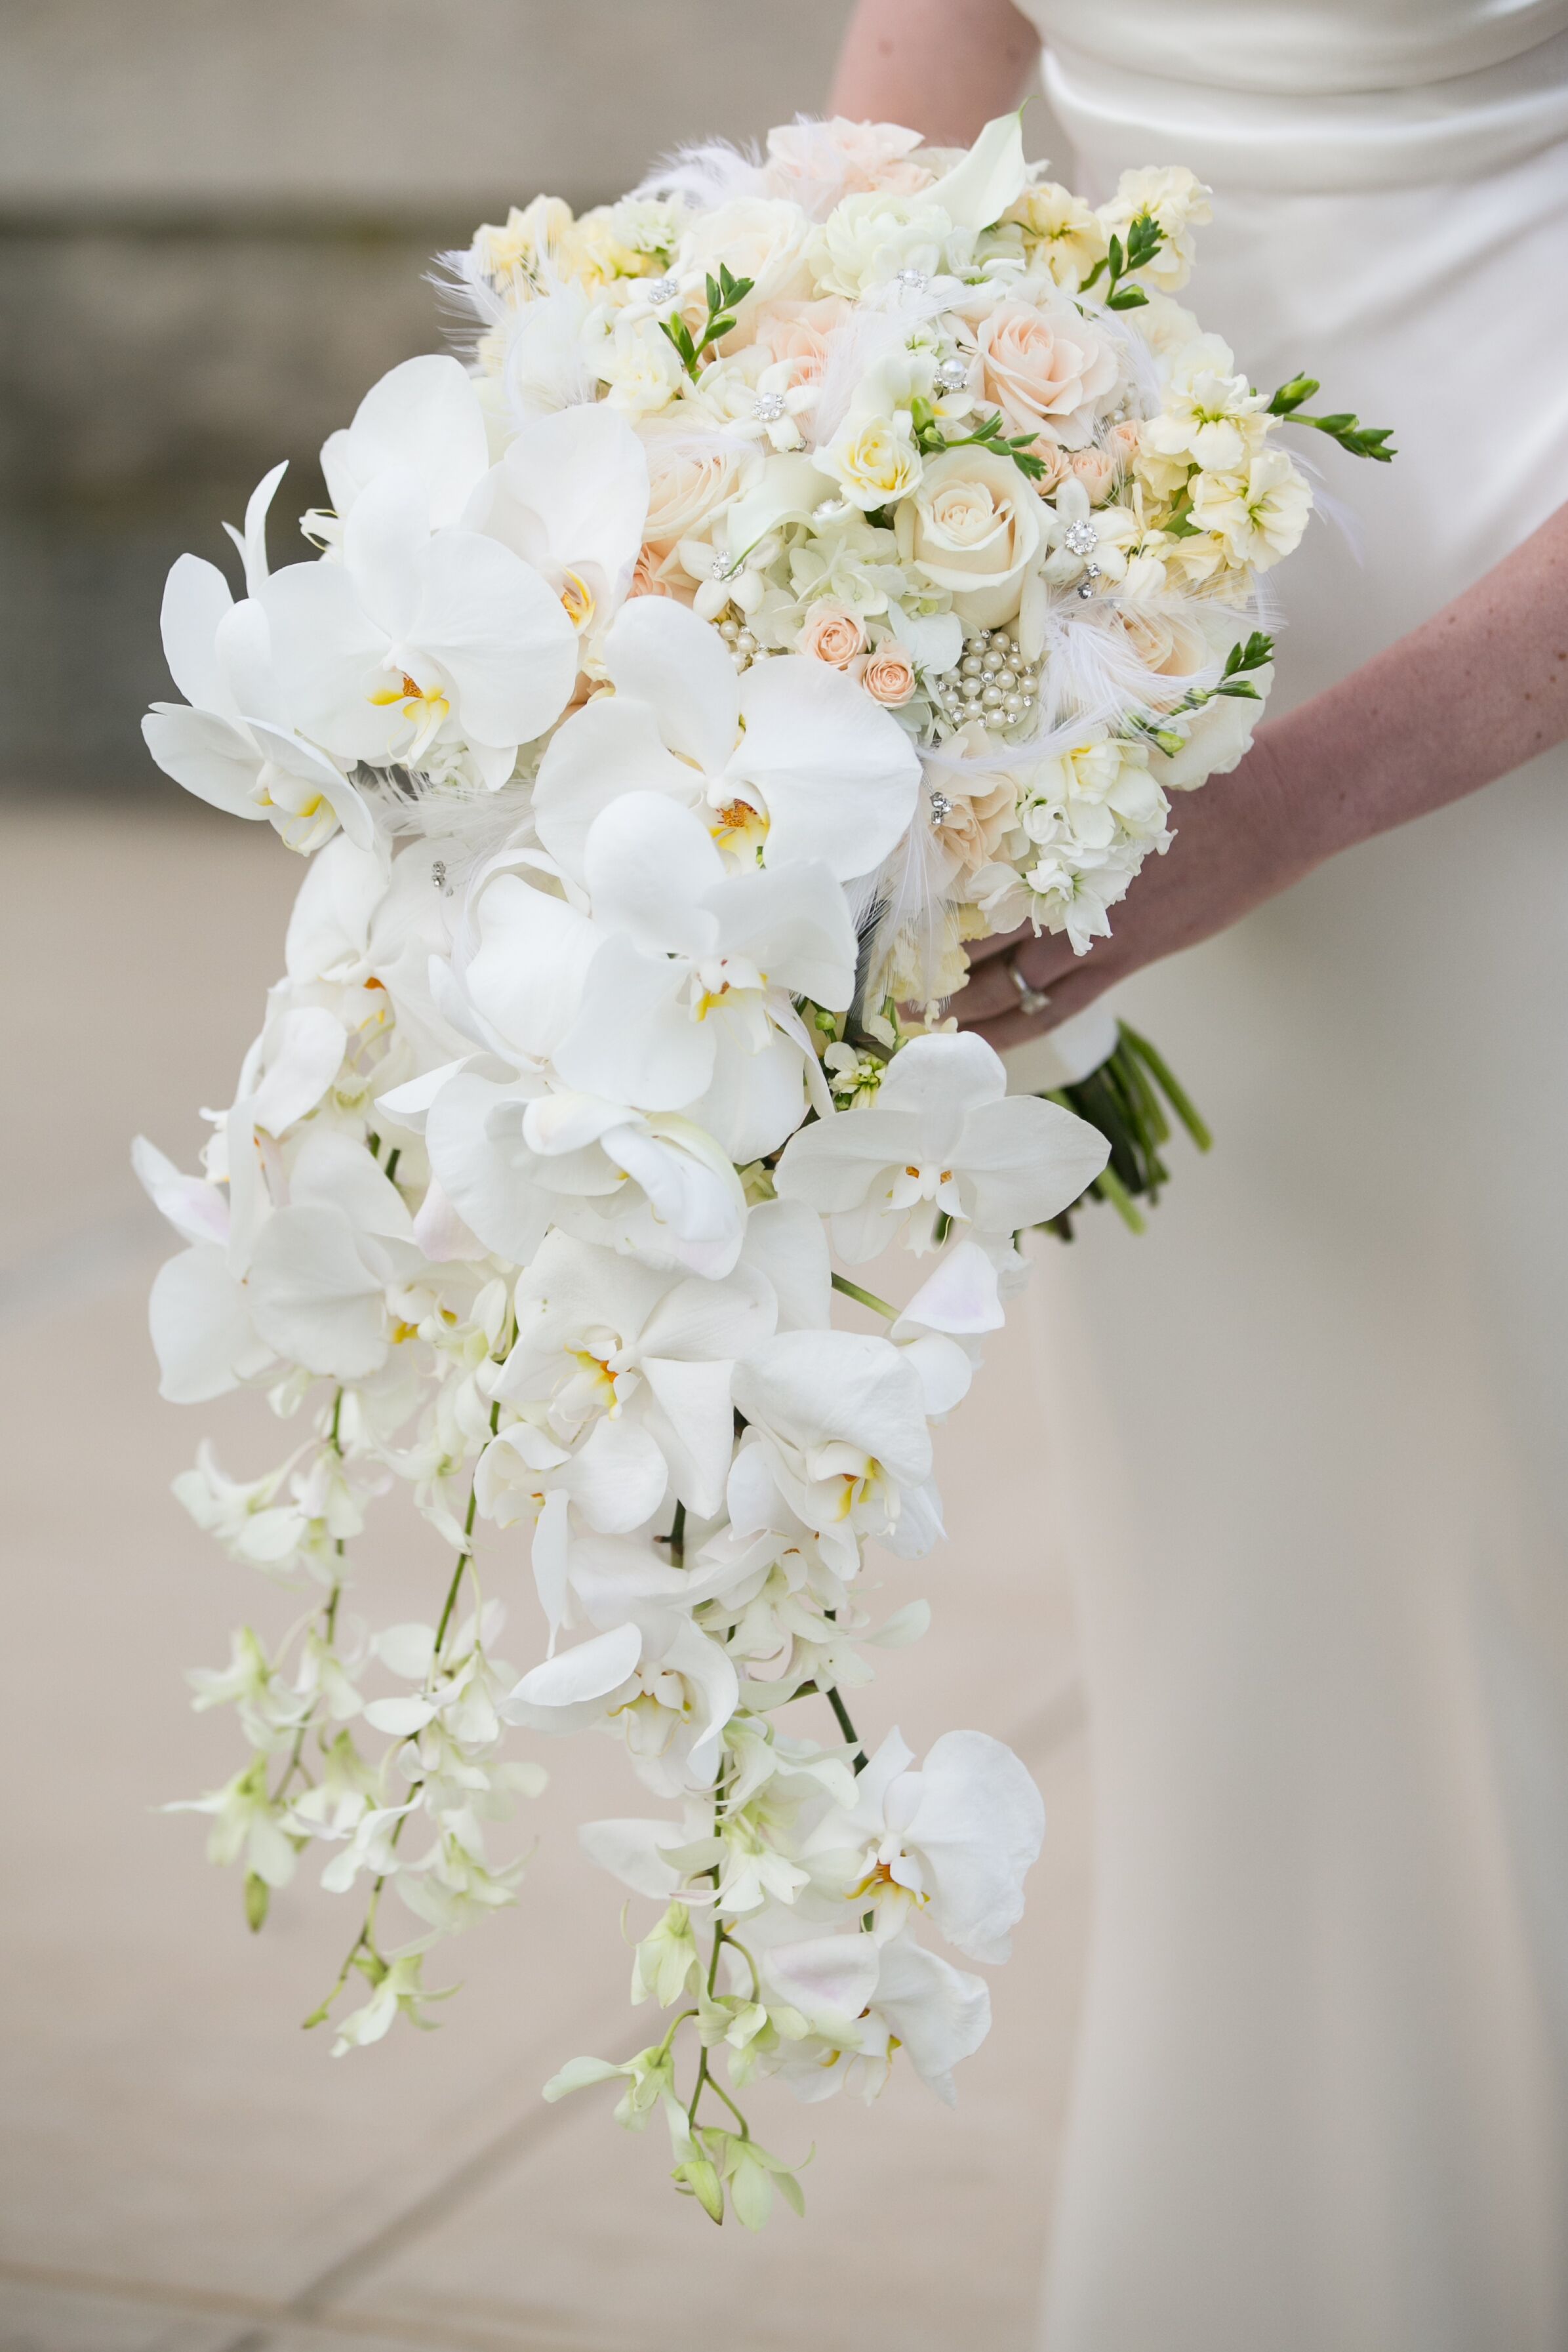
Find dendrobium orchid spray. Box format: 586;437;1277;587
138;110;1390;2227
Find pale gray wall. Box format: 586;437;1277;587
1;1;862;784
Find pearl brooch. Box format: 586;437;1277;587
1064;519;1098;557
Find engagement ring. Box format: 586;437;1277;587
1007;952;1051;1017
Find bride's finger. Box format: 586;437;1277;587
957;932;1082;1021
959;958;1112;1049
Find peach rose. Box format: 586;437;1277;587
800;601;866;667
860;641;917;706
935;777;1020;876
1107;606;1210;708
976;299;1120;450
752;296;851;393
1068;446;1117;503
638;420;758;553
764;118;935;209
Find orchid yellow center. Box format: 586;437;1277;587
559;570;595;630
369;670;451;755
710;797;769;859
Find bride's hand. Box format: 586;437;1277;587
955;730;1316;1050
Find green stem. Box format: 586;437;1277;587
826;1684;868;1774
670;1500;687;1569
1120;1023;1213;1152
1091;1162;1146;1233
830;1272;898;1321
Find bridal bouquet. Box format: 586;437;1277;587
138;111;1385;2227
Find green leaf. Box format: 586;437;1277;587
1106;285;1149;310
1216;679;1261;699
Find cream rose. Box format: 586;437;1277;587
820;411;923;510
860;640;917;706
975;298;1119;451
685;198;815;340
637;420;759;551
895;445;1043;628
799;601;866;667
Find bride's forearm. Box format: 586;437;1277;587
1266;500;1568;871
828;0;1040;142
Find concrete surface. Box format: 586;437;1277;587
0;798;1092;2352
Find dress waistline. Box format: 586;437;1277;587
1043;29;1568;192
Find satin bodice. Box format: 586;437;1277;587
1014;0;1568;186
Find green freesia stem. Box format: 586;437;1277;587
830;1272;898;1320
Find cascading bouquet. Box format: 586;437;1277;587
136;110;1389;2228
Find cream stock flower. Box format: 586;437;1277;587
1098;166;1213;293
1001;180;1108;289
1190;448;1313;567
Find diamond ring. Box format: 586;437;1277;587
1007;952;1051;1017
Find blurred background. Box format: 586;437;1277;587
0;10;1090;2352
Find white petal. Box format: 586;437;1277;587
927;110;1028;232
142;706;265;821
343;467;428;641
895;1239;1004;1338
904;1730;1044;1964
604;595;739;775
410;529;579;750
577;1816;684;1898
738;1198;832;1331
871;1934;990;2103
132;1137;230;1249
704;857;856;1009
505;1620;643;1711
500;403;649;599
553;936;714;1112
958;1095;1110;1230
321;352;491;531
148;1244;269;1404
562;1413;670;1533
245;1205;388;1379
533;695;699;882
158;554;236;714
583;792;723;958
733;1330;932;1488
464;873;598;1061
247;1008;348;1137
731;656;919;879
261;561;401;765
284;833;388;983
426;1073;555;1265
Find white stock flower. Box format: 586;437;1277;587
533;595;920;883
773;1032;1109;1259
1098;165;1213;293
1145;334;1270;474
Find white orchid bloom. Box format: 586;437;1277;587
420;1066;749;1279
245;1129;423;1381
144;484;373;853
319;354;491;534
755;1923;990;2105
502;1617;740;1795
493;1228;775;1516
802;1727;1044;1964
553;793;854;1160
774;1032;1109;1260
135;1137;277;1404
262;465;578;787
475;1415;669;1638
729;1329;936;1573
533;595;920;883
463;401;649;654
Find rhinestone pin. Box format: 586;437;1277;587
935;356;969;392
1064;519;1098;557
645;274;679;306
753;390;787;424
929;791;954;824
894;266;929;292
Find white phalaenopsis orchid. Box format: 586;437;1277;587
146;93;1332;2225
553;792;855;1158
774;1032;1110;1261
802;1727;1045;1963
533;595;921;882
143;478;374;853
262;466;579;786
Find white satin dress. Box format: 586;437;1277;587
1007;7;1568;2347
